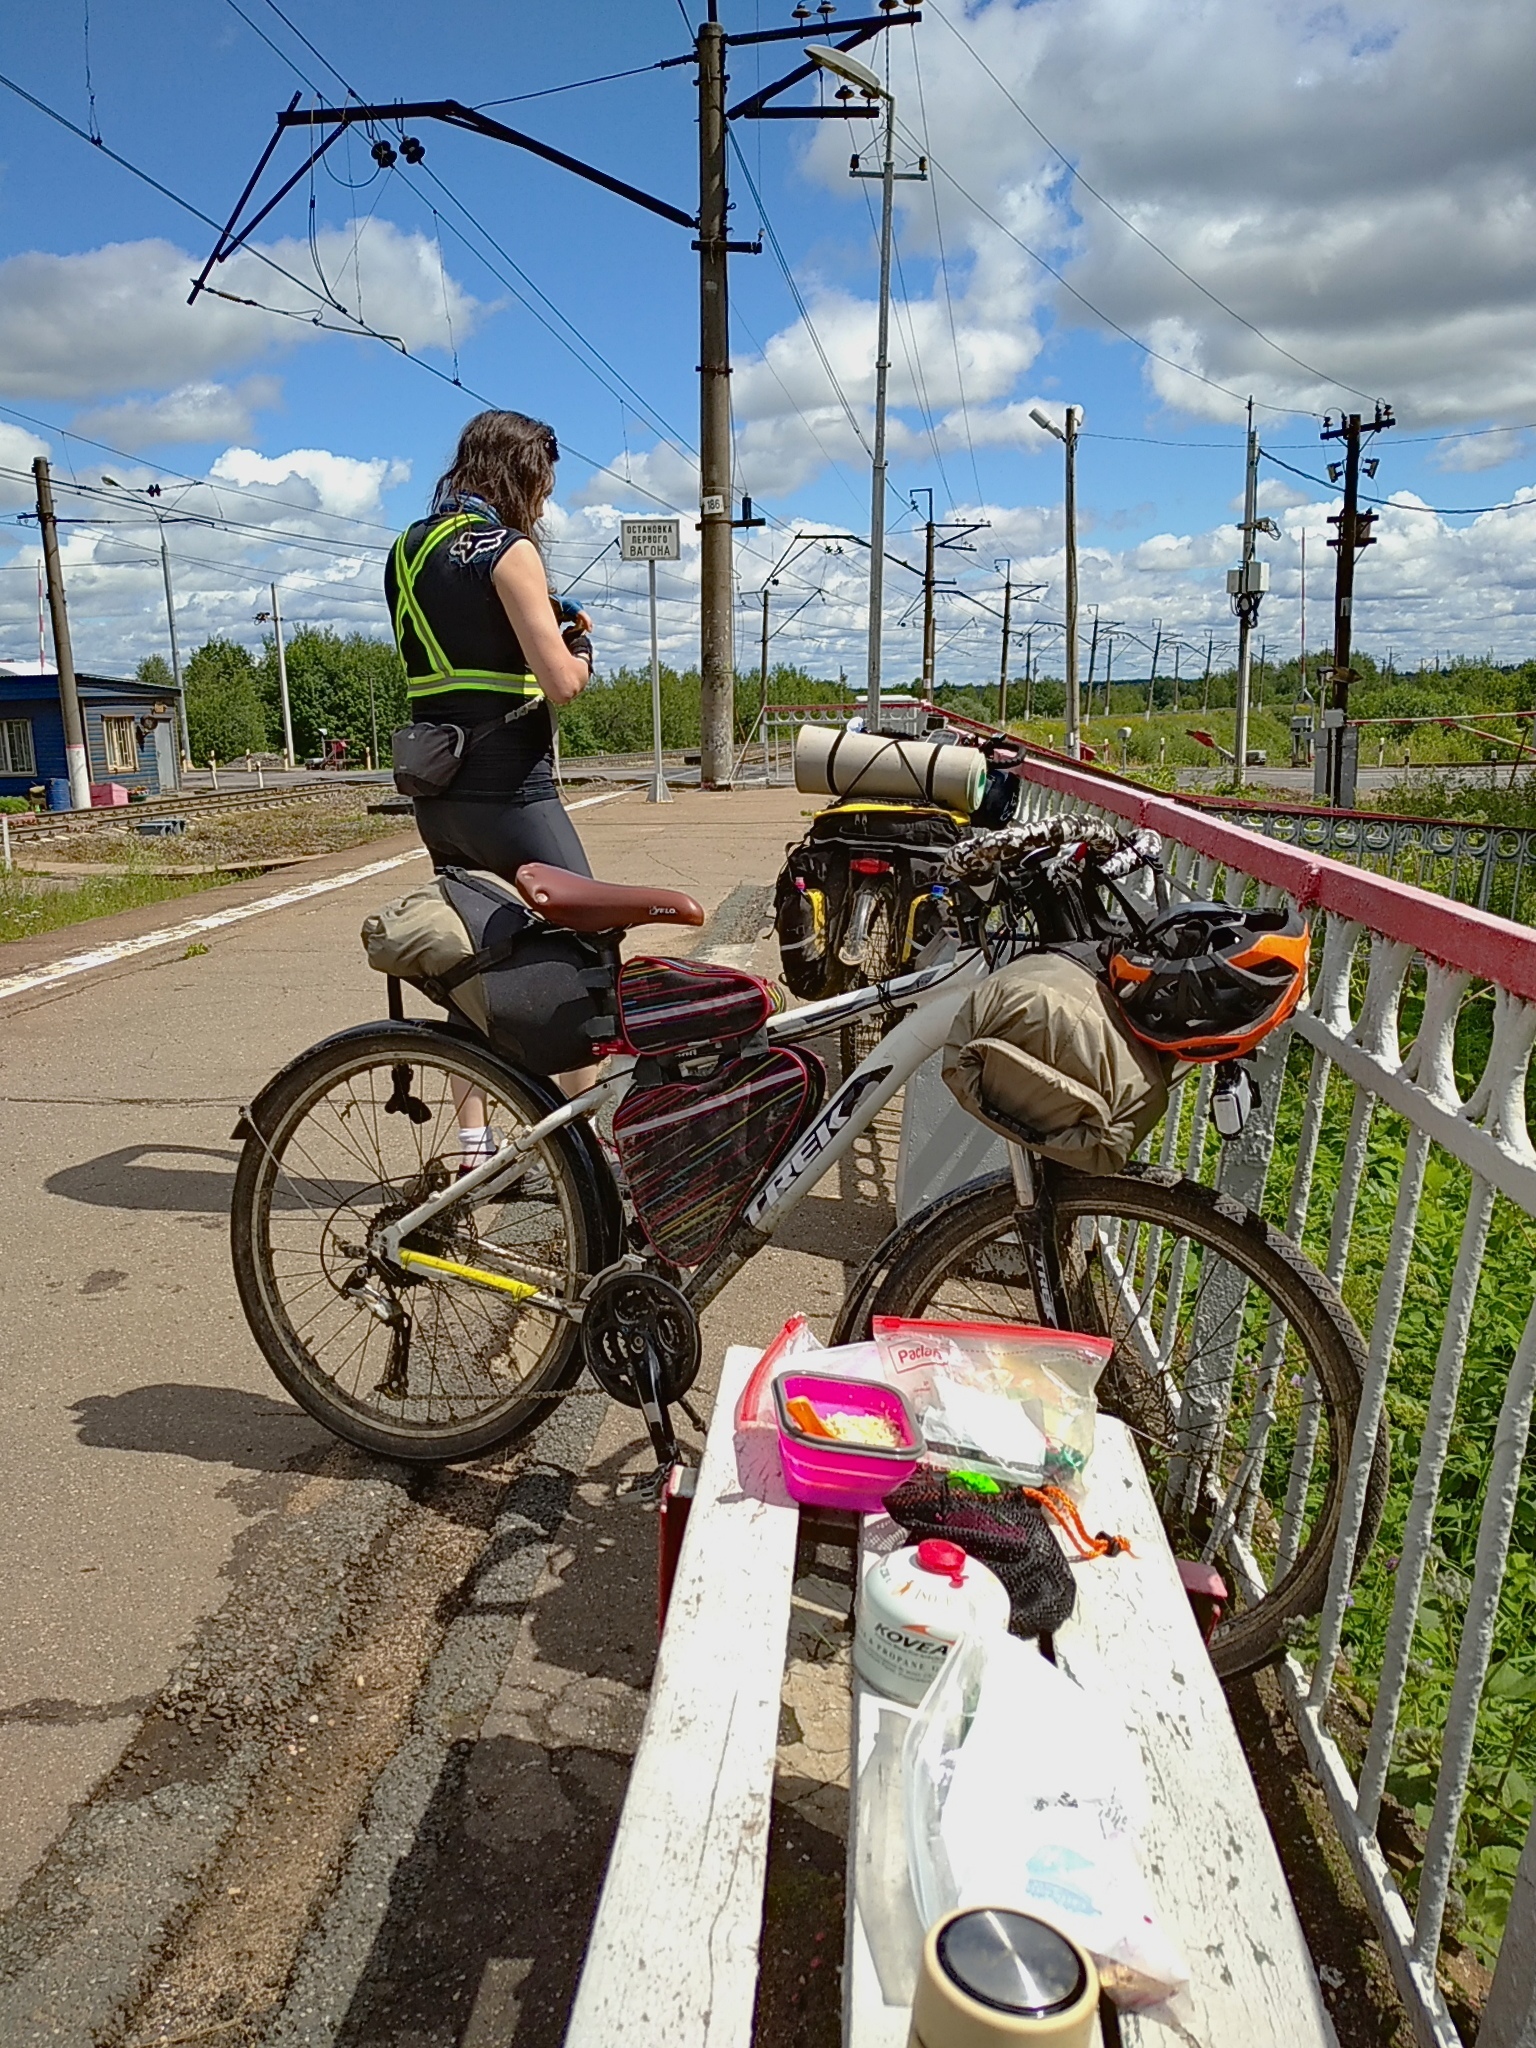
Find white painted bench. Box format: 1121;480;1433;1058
565;1345;1335;2048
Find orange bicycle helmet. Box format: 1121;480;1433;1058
1105;902;1309;1062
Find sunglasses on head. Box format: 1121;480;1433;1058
544;432;560;463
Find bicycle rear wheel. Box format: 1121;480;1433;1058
837;1164;1386;1678
837;885;903;1079
231;1024;609;1462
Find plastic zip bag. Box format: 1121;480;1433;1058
904;1630;1190;2015
875;1316;1112;1494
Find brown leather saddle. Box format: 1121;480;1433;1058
514;861;705;935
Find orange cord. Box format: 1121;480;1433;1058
1024;1484;1133;1562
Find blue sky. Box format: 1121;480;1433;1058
2;0;1535;688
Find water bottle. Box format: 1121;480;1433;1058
907;1908;1099;2046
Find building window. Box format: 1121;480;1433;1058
0;718;36;776
102;715;139;773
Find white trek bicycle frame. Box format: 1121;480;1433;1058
373;944;997;1314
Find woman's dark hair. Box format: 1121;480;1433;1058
434;410;559;541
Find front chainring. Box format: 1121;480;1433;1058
581;1270;701;1410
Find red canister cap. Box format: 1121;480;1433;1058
915;1539;969;1586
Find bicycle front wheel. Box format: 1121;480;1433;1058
231;1024;609;1463
838;1165;1386;1678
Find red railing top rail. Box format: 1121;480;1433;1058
1022;756;1536;1005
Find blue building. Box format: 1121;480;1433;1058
0;664;183;802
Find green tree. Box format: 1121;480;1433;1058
257;629;408;763
184;640;267;762
135;653;174;693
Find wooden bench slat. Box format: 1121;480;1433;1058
846;1419;1336;2047
1058;1420;1336;2046
565;1347;800;2048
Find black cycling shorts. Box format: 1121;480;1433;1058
413;792;593;881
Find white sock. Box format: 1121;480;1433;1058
458;1125;494;1168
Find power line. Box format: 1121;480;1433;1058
1260;450;1536;519
926;0;1382;409
908;124;1323;422
475;63;667;111
727;131;872;459
910;30;983;504
0;69;685;516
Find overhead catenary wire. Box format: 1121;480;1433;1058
926;0;1383;410
910;29;984;505
0;70;687;517
903;119;1325;422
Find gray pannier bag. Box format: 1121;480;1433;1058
942;950;1172;1176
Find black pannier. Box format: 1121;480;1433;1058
773;800;967;998
436;869;615;1075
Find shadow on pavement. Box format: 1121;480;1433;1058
45;1144;373;1215
70;1382;329;1470
46;1144;242;1214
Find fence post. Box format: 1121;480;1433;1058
1480;1814;1536;2048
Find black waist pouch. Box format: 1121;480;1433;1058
392;697;543;799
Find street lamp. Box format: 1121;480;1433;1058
806;45;913;737
1030;406;1083;757
101;476;193;773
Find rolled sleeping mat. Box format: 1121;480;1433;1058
794;723;987;814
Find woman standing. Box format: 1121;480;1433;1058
386;408;595;879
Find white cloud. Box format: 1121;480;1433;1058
209;446;411;521
1432;429;1529;474
794;0;1536;428
72;377;282;449
0;421;50;513
0;220;480;403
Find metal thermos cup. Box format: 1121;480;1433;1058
907;1908;1100;2046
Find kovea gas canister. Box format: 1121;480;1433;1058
854;1539;1011;1705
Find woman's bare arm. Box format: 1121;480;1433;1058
492;539;592;706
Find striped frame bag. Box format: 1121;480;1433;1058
612;1046;822;1266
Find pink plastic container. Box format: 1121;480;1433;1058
772;1371;921;1514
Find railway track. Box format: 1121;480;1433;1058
7;782;352;847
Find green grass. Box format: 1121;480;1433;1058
0;868;239;944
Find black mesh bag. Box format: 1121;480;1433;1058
881;1468;1077;1643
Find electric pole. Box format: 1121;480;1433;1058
1145;619;1163;720
997;559;1012;726
1023;626;1035;722
156;528;191;770
197;8;922;790
1202;632;1214;711
256;585;295;769
32;458;91;810
920;496;937;697
758;576;775;754
1031;405;1082;755
1321;402;1394;804
1229;399;1269;788
1085;604;1100;722
696;8;734;786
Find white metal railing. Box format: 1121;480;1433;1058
1017;757;1536;2048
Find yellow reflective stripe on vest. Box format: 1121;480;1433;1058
391;514;481;684
406;673;541;699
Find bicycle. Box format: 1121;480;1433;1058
229;824;1384;1677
